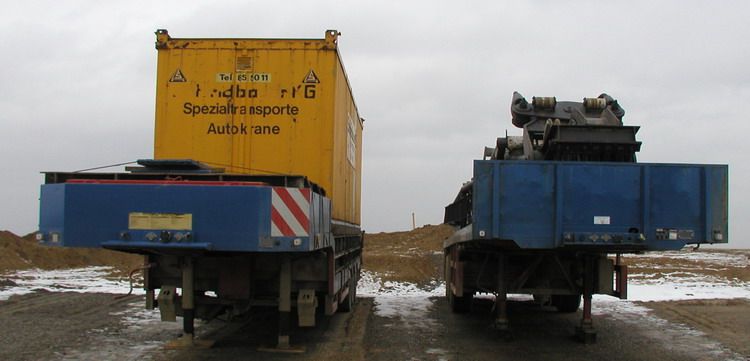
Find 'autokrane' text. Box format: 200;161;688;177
207;123;281;135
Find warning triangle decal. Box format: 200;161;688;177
302;69;320;84
169;68;187;82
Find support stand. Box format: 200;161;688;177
258;255;305;353
165;257;214;349
493;254;511;339
614;253;628;299
575;255;597;344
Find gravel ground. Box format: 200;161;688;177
1;291;747;361
364;296;747;361
0;292;191;361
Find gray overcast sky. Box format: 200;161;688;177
1;1;747;248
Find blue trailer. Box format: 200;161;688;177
38;163;363;349
444;93;729;342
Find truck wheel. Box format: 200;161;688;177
449;290;472;313
338;278;357;313
551;295;581;313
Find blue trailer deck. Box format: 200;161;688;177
448;160;728;251
38;179;332;253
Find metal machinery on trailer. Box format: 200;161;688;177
38;30;364;349
444;92;728;342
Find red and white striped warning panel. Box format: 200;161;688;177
271;187;311;237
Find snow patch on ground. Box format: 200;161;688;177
358;271;444;329
624;250;750;302
0;267;142;301
425;347;452;361
627;279;750;301
110;300;165;329
0;268;173;360
62;300;182;361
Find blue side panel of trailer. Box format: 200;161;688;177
38;182;329;253
470;161;728;251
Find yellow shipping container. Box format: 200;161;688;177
153;30;363;226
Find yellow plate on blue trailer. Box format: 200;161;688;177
129;212;193;230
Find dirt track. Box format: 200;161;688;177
642;299;750;357
0;292;182;361
1;292;747;361
364;296;747;361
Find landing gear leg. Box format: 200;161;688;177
614;253;628;299
165;257;213;348
494;254;511;339
278;255;292;348
259;255;305;353
182;257;195;336
576;255;597;344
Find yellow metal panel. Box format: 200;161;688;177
330;58;363;224
153;30;362;225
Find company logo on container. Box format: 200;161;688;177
271;188;311;237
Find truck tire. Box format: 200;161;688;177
551;294;581;313
449;290;472;313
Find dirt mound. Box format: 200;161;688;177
0;224;455;283
363;224;455;285
0;230;142;275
